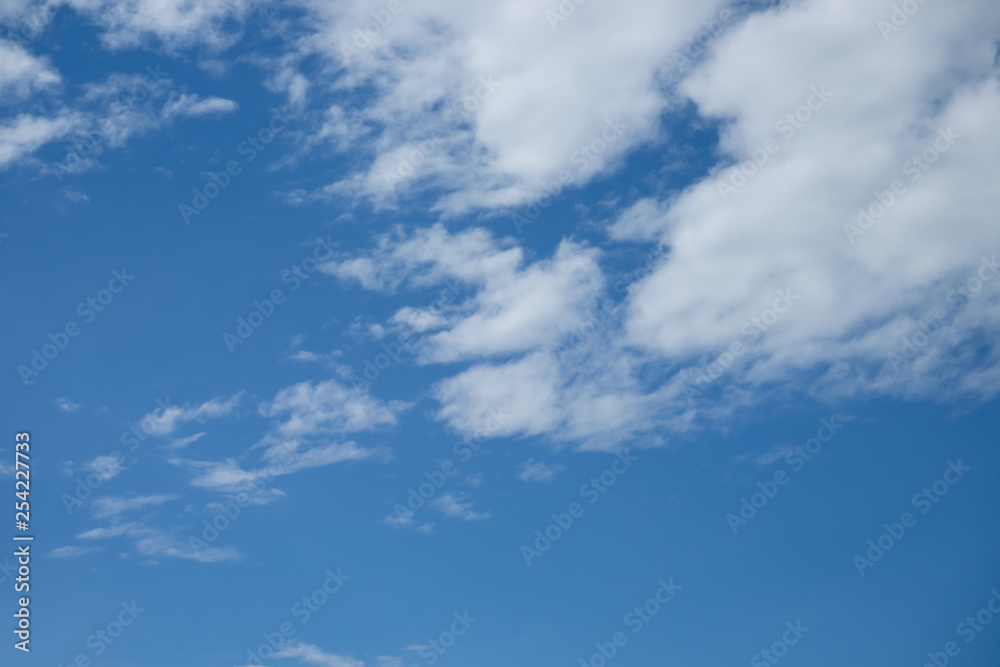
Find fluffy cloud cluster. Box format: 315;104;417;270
318;0;1000;449
7;0;998;453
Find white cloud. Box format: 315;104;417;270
259;378;401;438
516;458;564;483
52;396;81;412
322;224;604;363
161;93;238;118
615;0;1000;405
0;112;81;171
46;545;102;559
138;393;241;437
429;492;490;522
61;0;257;51
180;441;385;495
85;454;125;481
272;0;731;213
382;506;433;534
90;494;179;519
77;520;242;563
318;0;1000;450
0;38;60;98
168;431;206;449
273;642;364;667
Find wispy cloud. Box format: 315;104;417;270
273;642;365;667
90;494;180;520
167;432;206;449
516;458;565;483
138;393;241;437
46;545;102;559
52;396;82;412
77;521;241;564
429;493;490;522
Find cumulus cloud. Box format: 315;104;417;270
616;0;1000;404
322;224;604;363
317;0;1000;451
260;378;401;438
0;38;60;99
264;0;733;212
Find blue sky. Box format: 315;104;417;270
2;0;1000;666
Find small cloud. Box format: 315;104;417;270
273;642;364;667
516;458;565;483
383;507;433;533
162;94;238;119
86;454;125;481
47;546;102;559
153;166;173;181
463;472;484;487
52;397;81;412
749;445;794;467
138;393;241;438
63;189;89;204
429;493;490;522
90;493;179;519
167;432;206;449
